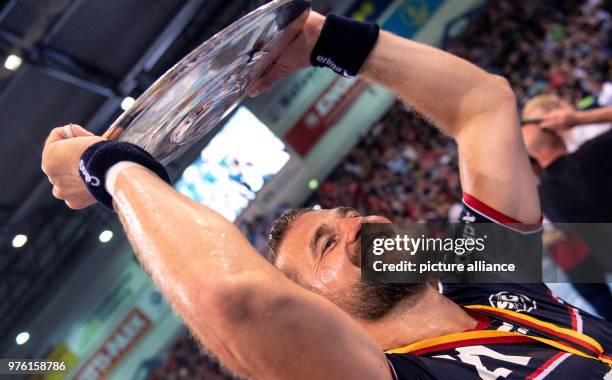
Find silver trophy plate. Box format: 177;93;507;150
104;0;310;164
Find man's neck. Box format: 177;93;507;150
362;284;477;350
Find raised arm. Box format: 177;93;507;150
361;31;540;223
539;105;612;131
254;13;540;223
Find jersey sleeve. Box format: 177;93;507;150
460;192;543;232
442;192;548;304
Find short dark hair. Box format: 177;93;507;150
266;207;313;265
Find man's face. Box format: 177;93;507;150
275;207;424;320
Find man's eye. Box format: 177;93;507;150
324;238;335;251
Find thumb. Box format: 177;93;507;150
65;124;94;138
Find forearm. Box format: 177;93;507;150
360;31;512;136
110;165;289;368
574;106;612;126
112;166;279;284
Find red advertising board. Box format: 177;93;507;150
284;78;369;156
73;308;151;380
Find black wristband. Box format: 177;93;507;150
79;141;171;209
310;14;380;77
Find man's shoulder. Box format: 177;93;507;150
387;282;612;379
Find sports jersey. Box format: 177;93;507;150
386;193;612;379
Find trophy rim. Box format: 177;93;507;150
104;0;311;164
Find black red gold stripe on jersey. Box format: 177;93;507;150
386;305;611;367
468;305;609;365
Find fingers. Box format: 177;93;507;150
45;126;70;145
539;113;563;129
45;124;93;145
248;63;291;97
539;109;570;130
63;125;75;138
43;124;100;210
539;119;563;130
52;185;62;199
68;124;95;137
42;125;100;176
52;184;95;209
539;119;557;129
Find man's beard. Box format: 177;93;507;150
315;227;427;321
325;281;427;321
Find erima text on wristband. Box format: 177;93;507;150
310;14;380;77
79;141;171;209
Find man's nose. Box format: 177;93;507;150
336;217;363;244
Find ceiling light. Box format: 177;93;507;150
4;54;22;71
99;230;113;243
12;234;27;248
15;332;29;345
120;96;135;111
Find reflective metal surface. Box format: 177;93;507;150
104;0;310;164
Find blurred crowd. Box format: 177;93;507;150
147;0;611;378
313;105;461;224
446;0;611;108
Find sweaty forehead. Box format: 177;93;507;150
275;209;335;272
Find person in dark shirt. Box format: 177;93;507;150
521;97;612;321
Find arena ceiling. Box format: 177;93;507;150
0;0;271;353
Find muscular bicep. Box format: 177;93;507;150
358;32;540;223
454;91;541;224
213;281;392;380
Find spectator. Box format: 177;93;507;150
521;98;612;320
523;93;611;152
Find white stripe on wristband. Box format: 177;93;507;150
105;161;143;197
